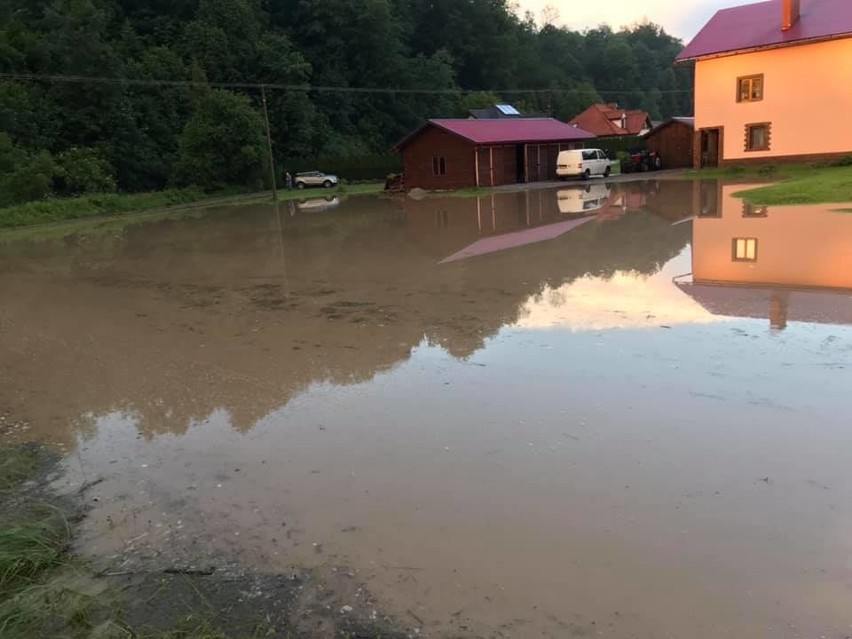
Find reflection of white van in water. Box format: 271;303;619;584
557;148;613;180
557;184;611;214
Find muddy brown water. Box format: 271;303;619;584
1;179;851;638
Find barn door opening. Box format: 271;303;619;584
516;145;526;183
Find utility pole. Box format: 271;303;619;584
261;85;278;202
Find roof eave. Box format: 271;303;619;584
392;119;479;152
676;31;852;64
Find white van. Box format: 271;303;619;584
557;183;611;214
557;148;613;180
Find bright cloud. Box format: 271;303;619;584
516;0;750;39
515;271;726;332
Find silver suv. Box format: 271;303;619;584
295;171;339;189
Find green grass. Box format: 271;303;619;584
0;188;207;229
0;520;70;598
688;160;852;205
0;446;41;492
735;165;852;205
0;182;385;230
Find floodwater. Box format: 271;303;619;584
1;179;851;638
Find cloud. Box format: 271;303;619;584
516;0;750;39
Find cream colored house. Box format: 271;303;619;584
678;0;852;167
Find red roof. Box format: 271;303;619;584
568;104;651;137
395;118;594;150
677;0;852;61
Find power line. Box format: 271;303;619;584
0;72;694;95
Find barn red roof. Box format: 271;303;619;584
677;0;852;61
395;118;594;150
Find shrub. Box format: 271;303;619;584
176;89;266;191
0;152;57;206
54;148;117;196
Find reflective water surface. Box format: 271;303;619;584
1;179;851;638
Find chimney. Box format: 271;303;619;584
782;0;800;31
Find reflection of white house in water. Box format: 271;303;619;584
678;183;852;329
557;183;611;214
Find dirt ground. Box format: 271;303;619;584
0;443;410;639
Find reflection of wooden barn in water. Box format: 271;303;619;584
394;119;594;190
403;187;687;265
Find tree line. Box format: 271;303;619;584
0;0;694;205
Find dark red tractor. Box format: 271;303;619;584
621;149;662;173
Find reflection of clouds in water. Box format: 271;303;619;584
546;288;567;308
517;270;726;331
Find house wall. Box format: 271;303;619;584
402;127;586;188
694;37;852;164
646;122;694;169
692;184;852;289
402;126;476;189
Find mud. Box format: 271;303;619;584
2;180;852;638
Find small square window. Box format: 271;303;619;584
732;238;758;262
742;202;768;217
432;156;447;176
745;123;770;152
737;75;764;102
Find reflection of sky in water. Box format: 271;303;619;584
516;249;728;330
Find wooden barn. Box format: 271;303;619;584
394;119;595;190
645;118;695;169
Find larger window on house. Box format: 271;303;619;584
737;74;764;102
432;156;447;176
733;238;758;262
745;123;771;152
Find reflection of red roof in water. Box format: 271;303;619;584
440;217;595;264
676;283;852;326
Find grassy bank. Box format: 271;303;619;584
736;165;852;205
0;183;385;230
0;444;406;639
0;188;206;229
689;162;852;205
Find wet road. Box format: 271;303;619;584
1;179;851;638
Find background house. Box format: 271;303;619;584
468;104;525;119
395;119;594;190
644;117;695;169
568;104;653;138
678;0;852;167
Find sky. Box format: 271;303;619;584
516;0;750;40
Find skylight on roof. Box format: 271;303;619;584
495;104;520;115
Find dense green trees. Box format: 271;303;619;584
0;0;694;203
176;89;266;189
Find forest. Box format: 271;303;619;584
0;0;694;205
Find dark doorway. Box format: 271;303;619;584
516;145;526;183
700;128;722;168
